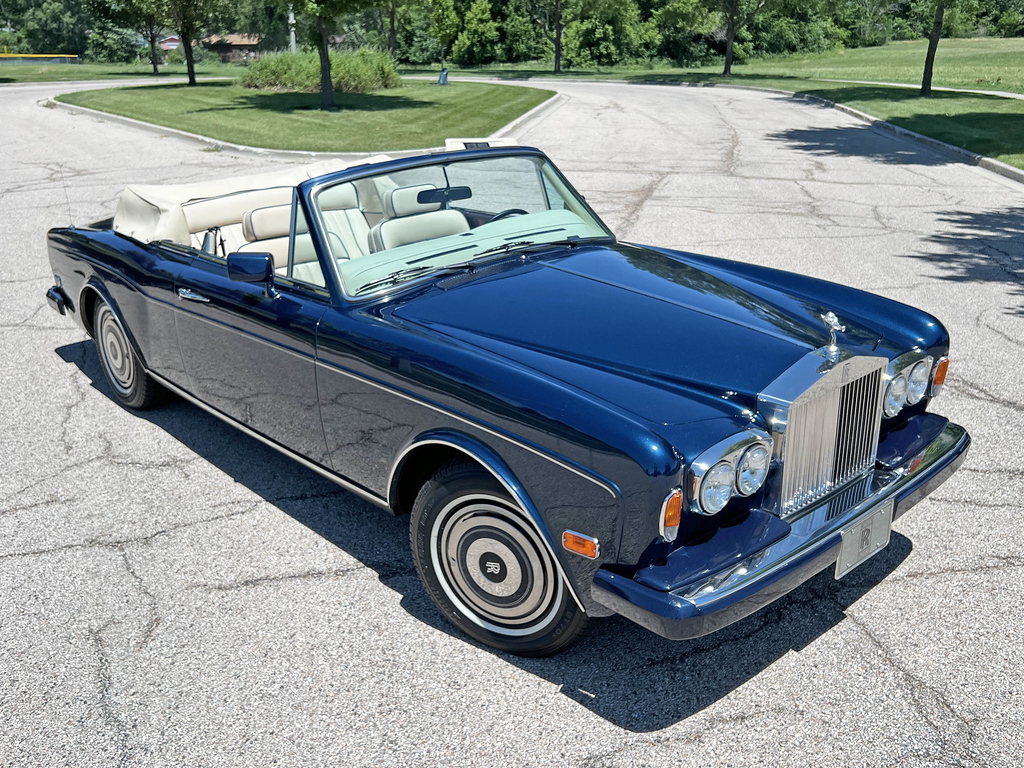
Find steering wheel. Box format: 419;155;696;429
486;208;528;224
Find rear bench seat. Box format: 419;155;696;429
237;205;324;287
181;187;293;253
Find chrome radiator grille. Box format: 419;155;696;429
779;363;885;514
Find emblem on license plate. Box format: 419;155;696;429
835;500;894;579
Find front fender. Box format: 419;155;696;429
390;429;599;615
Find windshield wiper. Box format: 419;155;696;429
472;235;611;261
355;262;474;295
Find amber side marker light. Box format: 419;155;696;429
931;357;950;396
562;530;600;559
661;489;684;543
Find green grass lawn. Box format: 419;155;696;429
0;60;243;83
56;80;554;152
403;38;1024;94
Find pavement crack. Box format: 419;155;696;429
893;555;1024;582
191;564;366;592
842;611;984;766
89;622;131;768
118;545;161;651
0;503;258;561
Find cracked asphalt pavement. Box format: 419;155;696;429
2;78;1022;767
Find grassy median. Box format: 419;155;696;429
0;61;242;83
56;80;554;152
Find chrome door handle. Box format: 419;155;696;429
177;288;210;303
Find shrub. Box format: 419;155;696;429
451;0;501;66
85;21;139;63
240;49;401;93
167;43;211;65
993;9;1023;35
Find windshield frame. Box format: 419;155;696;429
298;146;615;304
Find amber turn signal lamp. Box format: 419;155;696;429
931;357;949;396
562;530;600;560
661;489;684;543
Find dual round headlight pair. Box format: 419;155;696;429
699;443;771;515
884;358;932;418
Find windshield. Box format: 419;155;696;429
311;154;612;297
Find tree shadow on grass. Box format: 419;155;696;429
129;82;431;114
0;77;13;84
904;206;1024;316
58;337;916;732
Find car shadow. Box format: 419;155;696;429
58;338;913;732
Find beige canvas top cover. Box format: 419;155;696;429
112;156;394;246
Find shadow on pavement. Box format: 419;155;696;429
767;122;957;166
905;206;1024;315
59;338;913;732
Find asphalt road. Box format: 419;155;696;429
2;77;1022;767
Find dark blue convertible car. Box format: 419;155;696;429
46;146;970;656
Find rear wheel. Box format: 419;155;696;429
93;298;164;410
410;461;588;656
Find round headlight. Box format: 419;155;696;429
906;360;931;404
736;444;770;496
884;373;909;417
699;461;734;515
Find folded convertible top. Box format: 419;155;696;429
112;156;394;245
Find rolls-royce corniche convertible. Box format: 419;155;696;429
45;145;970;656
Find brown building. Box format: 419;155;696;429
205;34;261;62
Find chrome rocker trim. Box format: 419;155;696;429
591;422;970;641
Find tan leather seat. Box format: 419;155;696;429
318;182;371;260
236;204;324;287
368;184;470;252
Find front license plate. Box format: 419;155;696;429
835;499;894;579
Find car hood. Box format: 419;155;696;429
389;243;884;425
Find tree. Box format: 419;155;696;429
89;0;170;75
563;0;660;68
654;0;716;65
20;0;89;55
430;0;459;63
451;0;500;64
168;0;219;84
525;0;568;72
715;0;768;75
921;0;945;95
380;0;419;55
301;0;374;109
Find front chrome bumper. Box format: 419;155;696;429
591;421;970;640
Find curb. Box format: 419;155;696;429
490;91;565;139
788;90;1024;187
46;86;562;161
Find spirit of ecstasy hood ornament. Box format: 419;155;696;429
821;311;846;355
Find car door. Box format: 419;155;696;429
173;200;333;467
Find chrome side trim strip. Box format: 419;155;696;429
388;438;586;613
148;370;391;511
316;360;620;499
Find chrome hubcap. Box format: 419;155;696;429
430;494;562;637
97;305;135;395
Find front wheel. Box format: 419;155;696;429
410;461;588;656
93;298;164;410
